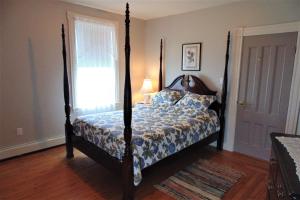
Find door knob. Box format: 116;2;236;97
237;101;247;106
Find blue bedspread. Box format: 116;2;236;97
73;104;220;185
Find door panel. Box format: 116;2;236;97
234;32;297;160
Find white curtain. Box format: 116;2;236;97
72;17;118;115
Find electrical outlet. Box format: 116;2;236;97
17;128;23;136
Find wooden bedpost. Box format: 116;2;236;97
122;3;134;200
217;31;230;151
159;39;163;91
62;24;74;158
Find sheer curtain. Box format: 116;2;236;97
72;16;119;115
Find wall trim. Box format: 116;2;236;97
0;136;65;160
243;21;300;36
223;28;244;151
286;24;300;134
226;21;300;151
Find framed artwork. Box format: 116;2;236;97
181;43;201;71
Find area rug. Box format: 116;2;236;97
154;159;244;200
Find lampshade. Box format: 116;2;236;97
140;79;153;94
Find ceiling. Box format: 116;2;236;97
63;0;246;20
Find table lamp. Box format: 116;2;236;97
140;79;153;104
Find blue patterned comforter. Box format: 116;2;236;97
73;104;220;185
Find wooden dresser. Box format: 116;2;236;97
268;133;300;200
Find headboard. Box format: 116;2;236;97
165;75;217;96
165;74;220;114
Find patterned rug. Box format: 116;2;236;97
154;159;244;200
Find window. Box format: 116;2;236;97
68;13;119;114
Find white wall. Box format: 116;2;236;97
0;0;145;152
144;0;300;150
2;0;300;156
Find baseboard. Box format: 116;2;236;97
0;136;65;160
210;141;233;152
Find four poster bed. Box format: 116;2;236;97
62;4;230;200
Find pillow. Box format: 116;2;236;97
151;89;182;106
176;92;216;111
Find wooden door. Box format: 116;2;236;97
234;32;297;160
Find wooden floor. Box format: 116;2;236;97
0;145;269;200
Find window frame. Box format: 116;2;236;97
67;12;120;112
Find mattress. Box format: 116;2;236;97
73;104;220;185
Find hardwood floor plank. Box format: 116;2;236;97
0;146;268;200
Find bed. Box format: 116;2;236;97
61;3;230;200
73;84;221;186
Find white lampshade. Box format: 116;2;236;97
140;79;153;94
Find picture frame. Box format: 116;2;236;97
181;43;202;71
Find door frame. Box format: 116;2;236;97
224;21;300;151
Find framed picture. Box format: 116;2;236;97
181;43;201;71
